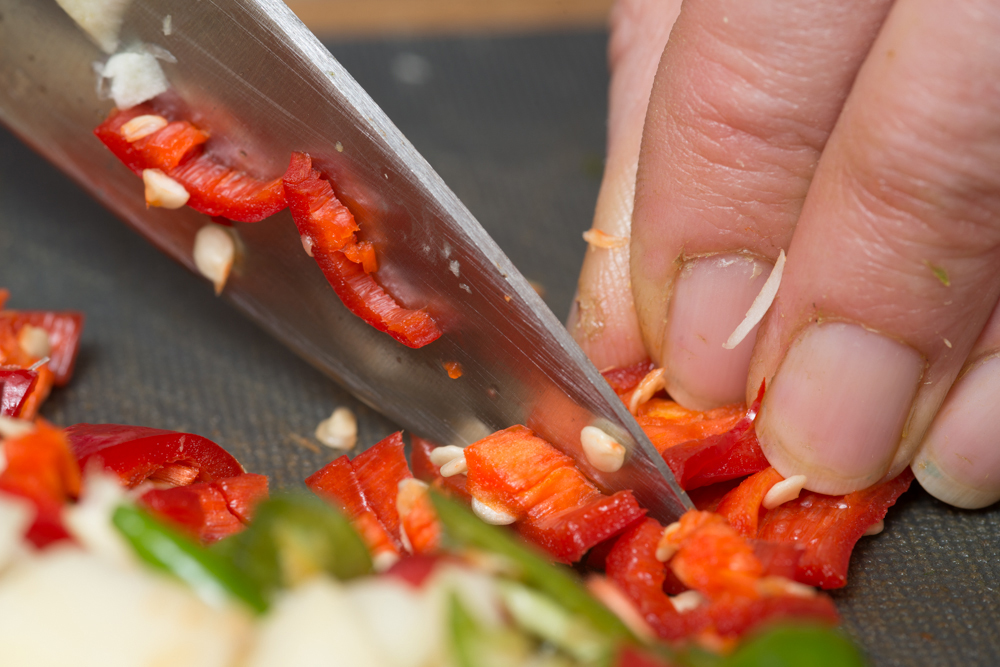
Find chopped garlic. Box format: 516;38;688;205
471;497;516;525
655;521;681;562
669;590;705;613
580;426;626;473
314;407;357;450
100;51;169;110
17;325;51;359
0;417;35;440
582;229;628;249
723;249;786;350
439;455;468;478
55;0;133;53
628;367;666;415
142;168;189;209
863;519;885;536
762;474;807;510
193;225;236;295
120;114;168;142
428;445;465;468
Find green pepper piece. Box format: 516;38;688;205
112;504;268;613
214;494;372;593
430;492;632;643
722;625;867;667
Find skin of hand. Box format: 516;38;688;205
571;0;1000;509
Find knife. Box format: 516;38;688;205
0;0;692;521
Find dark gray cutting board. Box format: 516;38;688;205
0;29;997;667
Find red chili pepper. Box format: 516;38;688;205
65;424;244;488
138;473;268;543
0;422;81;548
384;554;443;588
756;469;915;589
601;359;656;398
715;467;784;538
282;152;442;349
397;479;442;554
0;367;37;417
658;382;769;490
464;425;645;563
349;432;412;541
0;310;85;386
94;106;287;223
306;451;403;561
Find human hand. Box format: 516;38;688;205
569;0;1000;508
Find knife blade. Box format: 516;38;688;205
0;0;692;520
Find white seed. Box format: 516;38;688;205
757;576;816;599
471;497;516;525
428;445;466;468
17;324;51;359
628;367;666;415
143;168;189;209
193;225;236;295
582;229;627;249
655;521;681;562
314;407;357;450
669;590;705;613
439;454;468;478
301;235;314;257
762;474;808;510
863;519;885;536
0;416;35;440
120;114;168;142
580;426;626;473
396;478;429;554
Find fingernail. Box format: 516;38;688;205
913;356;1000;509
663;255;772;410
756;322;923;495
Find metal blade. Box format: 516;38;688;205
0;0;692;520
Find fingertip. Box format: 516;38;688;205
913;355;1000;509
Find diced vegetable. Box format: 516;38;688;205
66;423;244;487
282;152;441;349
715;468;784;538
0;368;37;417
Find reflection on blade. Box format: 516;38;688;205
0;0;692;520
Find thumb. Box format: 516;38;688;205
568;0;680;369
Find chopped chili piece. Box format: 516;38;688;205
384;554;442;588
637;399;744;453
95;105;287;223
0;367;37;417
601;359;656;397
659;382;769;490
0;310;85;386
217;473;269;524
443;361;463;379
757;469;915;589
350;432;412;542
464;425;645;563
715;467;784;538
305;454;403;561
66;423;244;488
283;152;441;349
140;481;244;543
397;479;442;554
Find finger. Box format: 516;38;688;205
568;0;680;369
913;303;1000;508
751;0;1000;496
630;0;893;409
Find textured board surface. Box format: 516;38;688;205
1;29;997;666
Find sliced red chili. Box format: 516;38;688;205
659;383;769;490
350;432;412;542
715;467;784;538
0;310;85;386
0;367;37;417
757;469;915;589
140;481;244;543
216;473;269;524
66;424;243;488
282;152;441;349
601;359;655;397
464;425;645;563
95;106;286;223
305;455;403;560
398;480;441;554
